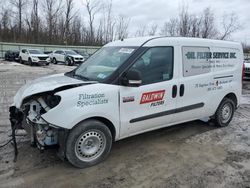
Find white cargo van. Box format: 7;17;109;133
10;37;243;168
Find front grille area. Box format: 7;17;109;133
38;57;48;61
74;58;83;61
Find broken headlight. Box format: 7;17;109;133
43;95;61;109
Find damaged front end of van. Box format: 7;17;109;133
9;73;93;159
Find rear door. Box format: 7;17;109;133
119;47;179;138
23;49;29;61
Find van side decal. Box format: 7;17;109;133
130;103;204;123
214;75;233;79
140;90;165;104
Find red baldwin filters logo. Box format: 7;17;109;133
140;90;165;104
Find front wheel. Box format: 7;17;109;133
65;57;73;66
28;58;33;66
19;57;23;64
212;98;235;127
66;120;112;168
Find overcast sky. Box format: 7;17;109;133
78;0;250;44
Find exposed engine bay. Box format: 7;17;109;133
19;94;61;150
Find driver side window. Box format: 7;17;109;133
131;47;173;85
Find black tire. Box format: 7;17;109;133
66;120;112;168
212;98;235;127
28;58;33;66
65;57;72;66
46;63;49;66
19;57;23;64
52;58;57;64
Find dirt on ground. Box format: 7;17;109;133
0;61;250;188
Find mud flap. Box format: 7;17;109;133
57;128;69;161
9;106;24;162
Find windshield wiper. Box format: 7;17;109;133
73;73;90;81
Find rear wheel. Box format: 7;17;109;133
66;120;112;168
212;98;235;127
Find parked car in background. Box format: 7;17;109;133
19;49;50;66
44;51;53;55
4;50;19;61
244;59;250;77
73;49;90;60
50;49;85;66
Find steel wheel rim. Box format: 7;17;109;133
75;130;106;162
221;103;232;123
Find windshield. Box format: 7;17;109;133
65;50;78;55
74;47;136;81
75;50;89;56
29;49;43;54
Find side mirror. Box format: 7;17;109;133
121;69;142;87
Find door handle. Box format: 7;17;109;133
180;84;185;97
172;85;177;98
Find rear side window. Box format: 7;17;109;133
182;46;211;77
131;47;173;85
55;50;63;54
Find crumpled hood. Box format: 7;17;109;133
13;73;94;108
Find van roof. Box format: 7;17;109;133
105;36;241;48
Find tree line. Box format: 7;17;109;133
0;0;243;46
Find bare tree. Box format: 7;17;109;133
64;0;77;44
115;15;130;40
179;5;191;37
220;13;240;40
200;8;218;38
135;24;148;37
10;0;27;37
189;15;202;37
161;18;179;36
0;1;243;46
147;23;158;36
29;0;40;43
0;8;12;41
160;6;234;40
43;0;63;43
101;0;116;43
83;0;100;44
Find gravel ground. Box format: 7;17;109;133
0;60;250;188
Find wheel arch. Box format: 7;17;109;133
211;92;238;119
74;116;117;142
224;92;238;107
